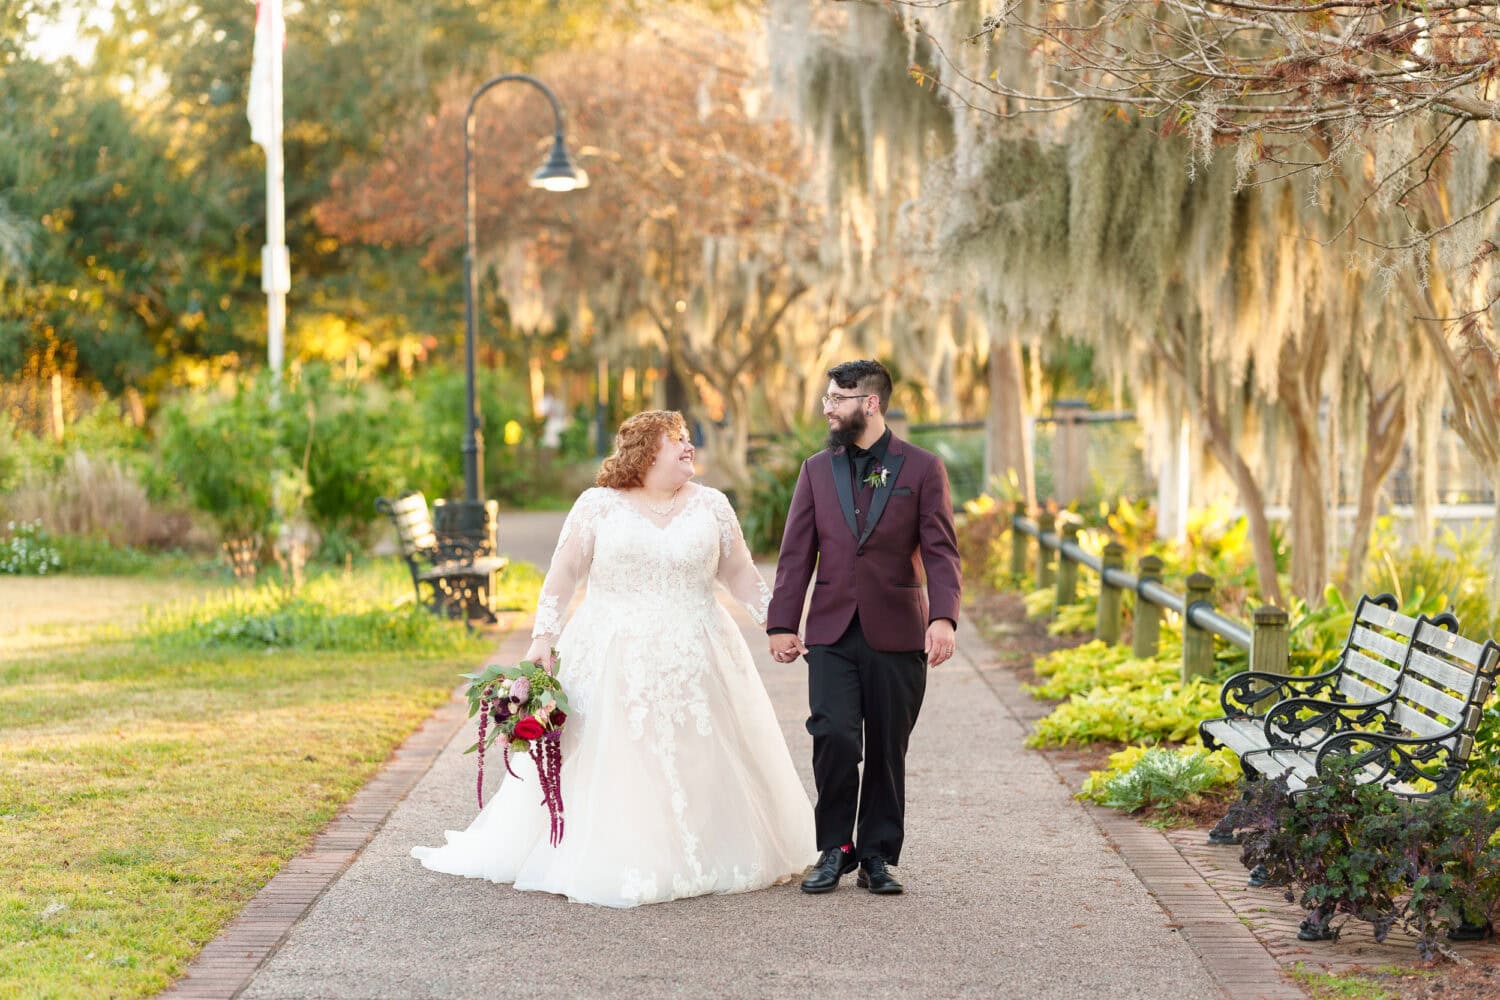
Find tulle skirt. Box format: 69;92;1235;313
411;598;817;907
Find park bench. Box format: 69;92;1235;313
1200;594;1430;763
1201;596;1455;845
1237;618;1499;798
376;490;507;625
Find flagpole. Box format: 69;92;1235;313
256;0;289;380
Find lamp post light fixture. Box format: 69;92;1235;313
461;74;587;504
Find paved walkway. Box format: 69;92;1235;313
169;511;1248;999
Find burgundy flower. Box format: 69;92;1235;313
549;709;567;727
513;716;545;741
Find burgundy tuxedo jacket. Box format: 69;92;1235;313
767;434;962;652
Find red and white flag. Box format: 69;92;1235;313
246;0;283;150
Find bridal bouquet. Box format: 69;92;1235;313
461;656;570;846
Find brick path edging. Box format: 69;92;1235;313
973;658;1309;1000
160;626;531;999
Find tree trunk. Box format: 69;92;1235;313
986;334;1035;507
1197;380;1286;608
1279;328;1331;605
1342;383;1405;596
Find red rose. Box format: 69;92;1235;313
549;709;567;727
513;716;545;741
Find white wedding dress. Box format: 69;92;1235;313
411;483;816;907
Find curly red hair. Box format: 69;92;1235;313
595;410;688;489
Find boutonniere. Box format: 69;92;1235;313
863;463;890;489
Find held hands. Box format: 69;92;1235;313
925;619;956;667
768;633;808;664
523;637;557;672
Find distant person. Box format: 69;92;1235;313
412;410;816;906
539;386;568;454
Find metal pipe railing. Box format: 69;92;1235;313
1012;510;1281;677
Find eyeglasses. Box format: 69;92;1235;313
821;393;870;407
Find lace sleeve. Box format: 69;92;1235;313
532;488;604;640
711;488;772;626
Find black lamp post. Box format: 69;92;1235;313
461;74;587;503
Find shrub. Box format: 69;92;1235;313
157;379;280;539
736;423;827;556
2;450;155;546
140;562;489;654
1080;745;1240;813
0;520;62;575
1234;761;1500;957
1025;677;1221;747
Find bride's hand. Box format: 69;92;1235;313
524;638;556;672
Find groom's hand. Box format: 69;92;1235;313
769;633;808;663
925;619;956;667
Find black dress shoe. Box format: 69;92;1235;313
855;856;903;895
800;849;858;894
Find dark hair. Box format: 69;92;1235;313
826;360;893;414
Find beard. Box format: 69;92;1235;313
825;406;868;451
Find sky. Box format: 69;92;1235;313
26;4;110;64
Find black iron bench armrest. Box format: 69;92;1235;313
1218;669;1340;717
1262;693;1394;750
1312;728;1468;797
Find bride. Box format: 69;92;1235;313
412;410;816;907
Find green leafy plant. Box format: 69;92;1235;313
1080;745;1240;813
139;562;490;655
736;423;828;556
1233;760;1500;957
1026;677;1220;747
0;519;62;575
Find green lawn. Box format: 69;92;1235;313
0;561;537;998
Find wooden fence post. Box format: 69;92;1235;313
1131;555;1163;658
1096;541;1125;644
1182;572;1216;681
1009;501;1027;582
1251;605;1290;675
1056;522;1079;606
1036;511;1055;592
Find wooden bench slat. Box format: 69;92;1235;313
1335;676;1386;705
1340;650;1399;694
1348;625;1410;668
1355;603;1420;638
1389;701;1455;739
1397;677;1469;724
1404;647;1482;696
1415;626;1488;664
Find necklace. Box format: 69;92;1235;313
642;485;684;517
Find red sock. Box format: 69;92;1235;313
839;844;853;853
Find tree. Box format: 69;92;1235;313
318;13;836;487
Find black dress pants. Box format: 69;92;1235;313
805;615;927;864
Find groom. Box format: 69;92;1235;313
767;360;961;896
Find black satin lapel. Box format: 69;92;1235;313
859;451;906;546
832;451;859;539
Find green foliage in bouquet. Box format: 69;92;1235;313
461;659;570;754
1079;745;1240;813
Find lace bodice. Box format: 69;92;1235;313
532;485;771;642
